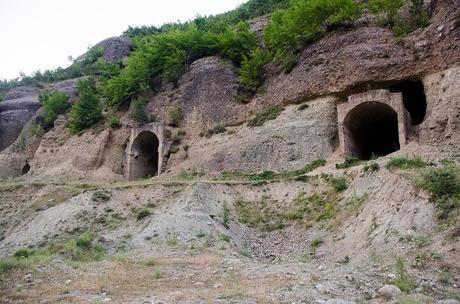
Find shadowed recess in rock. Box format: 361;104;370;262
129;131;159;180
343;101;400;160
390;80;427;125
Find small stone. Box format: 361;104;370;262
213;283;222;288
65;280;72;285
24;273;33;283
378;285;402;300
194;281;205;286
102;298;111;303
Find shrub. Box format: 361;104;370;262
219;233;231;242
217;21;258;65
331;177;348;192
390;257;417;292
363;162;380;173
68;78;102;134
167;105;183;127
408;0;430;28
207;124;227;136
368;0;404;27
40;91;70;125
239;48;271;95
13;248;36;259
336;158;361;169
76;231;94;249
110;117;122;129
131;97;151;125
137;208;152;220
247;105;284;127
421;165;460;219
386;157;433;170
92;190;111;203
28;124;45;137
265;0;361;55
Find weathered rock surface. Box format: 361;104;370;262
0;86;40;152
49;77;85;101
378;285;402;300
76;36;132;64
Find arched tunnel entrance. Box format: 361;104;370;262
343;102;400;160
338;90;408;161
129;131;159;180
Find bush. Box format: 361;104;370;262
40;91;70;125
368;0;404;27
207;124;227;136
217;21;258;65
239;48;271;95
265;0;361;55
137;208;152;220
363;162;380;173
167;105;183;127
92;190;111;203
110;117;122;129
76;231;94;249
131;97;151;125
13;248;36;259
247;105;284;127
28;124;45;137
336;158;361;169
386;157;433;170
390;257;417;292
421;165;460;219
68;78;102;134
331;177;348;192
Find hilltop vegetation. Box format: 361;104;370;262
1;0;431;127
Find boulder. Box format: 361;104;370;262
49;77;85;101
438;300;460;304
378;285;402;300
76;36;132;64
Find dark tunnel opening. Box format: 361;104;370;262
21;163;30;175
129;131;159;180
389;80;427;125
343;102;400;160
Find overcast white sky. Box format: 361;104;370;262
0;0;247;80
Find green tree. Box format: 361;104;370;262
131;97;151;125
239;48;271;93
68;78;102;134
217;21;258;65
40;91;70;125
265;0;361;54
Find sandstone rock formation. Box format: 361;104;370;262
76;36;132;64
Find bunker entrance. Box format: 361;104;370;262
390;80;426;125
343;102;400;160
130;131;159;180
21;163;30;175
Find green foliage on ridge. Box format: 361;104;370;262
40;91;70;125
69;78;102;134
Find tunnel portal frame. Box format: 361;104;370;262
124;122;168;181
337;89;409;159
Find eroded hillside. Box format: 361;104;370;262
0;0;459;303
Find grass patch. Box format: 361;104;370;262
247;105;284;127
336;158;361;169
217;159;326;182
219;234;231;242
207;124;227;136
420;164;460;220
92;190;111;203
331;177;347;192
386;157;434;170
136;208;153;220
363;162;380;173
390;257;417;292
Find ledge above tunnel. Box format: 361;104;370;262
337;89;409;160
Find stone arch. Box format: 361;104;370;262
338;90;408;160
129;131;159;180
124;122;168;181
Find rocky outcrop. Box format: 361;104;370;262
255;1;459;106
76;36;132;64
0;87;40;152
49;77;85;102
148;56;242;135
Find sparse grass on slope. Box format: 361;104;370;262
386;157;434;170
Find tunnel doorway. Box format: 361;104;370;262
129;131;159;180
21;162;30;175
343;102;400;160
389;80;426;125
